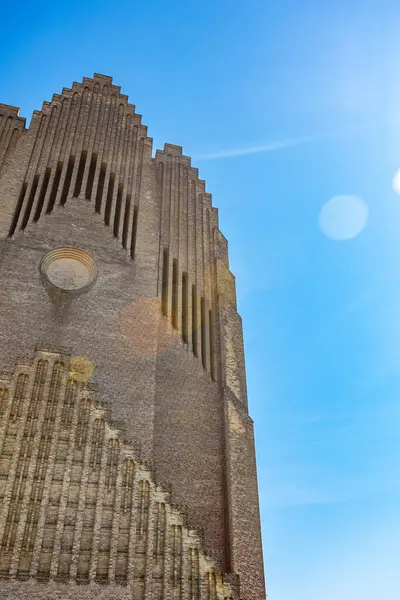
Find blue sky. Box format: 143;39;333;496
1;1;399;598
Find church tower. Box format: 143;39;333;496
0;74;265;600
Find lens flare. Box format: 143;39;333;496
319;195;368;240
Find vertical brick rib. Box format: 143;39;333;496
47;91;82;211
80;82;101;197
92;84;112;212
109;104;126;230
100;94;118;222
43;93;74;213
144;482;154;600
116;113;133;243
9;359;51;576
156;162;164;294
30;362;67;576
68;87;92;199
107;450;124;582
0;111;24;168
69;397;94;580
49;380;80;577
88;428;109;582
130;136;144;259
124;124;138;251
0;116;12;162
13;113;50;231
156;158;166;297
126;464;140;587
181;532;189;600
194;186;203;363
187;179;197;353
162;506;172;600
165;155;173;316
29;104;60;223
182;167;189;274
207;210;218;380
0;370;30;541
176;162;184;338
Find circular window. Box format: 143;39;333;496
40;248;98;293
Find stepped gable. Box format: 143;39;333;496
6;74;151;259
0;347;238;600
154;142;221;317
0;104;26;170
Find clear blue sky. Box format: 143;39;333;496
1;1;399;598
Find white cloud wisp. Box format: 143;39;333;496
195;119;391;161
195;134;321;160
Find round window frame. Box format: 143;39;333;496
39;247;98;295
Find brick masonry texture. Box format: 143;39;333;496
0;74;266;599
0;352;237;599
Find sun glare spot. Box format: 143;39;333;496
319;195;368;240
392;169;400;195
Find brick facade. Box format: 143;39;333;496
0;74;265;599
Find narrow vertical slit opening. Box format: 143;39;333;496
95;162;106;213
104;172;115;226
33;168;51;221
209;309;215;380
9;182;27;236
201;297;207;369
60;155;75;206
73;150;87;197
85;152;98;200
122;193;131;249
113;183;124;238
46;161;63;213
182;272;188;343
130;205;138;259
192;285;198;356
21;174;39;229
161;249;169;317
172;259;178;329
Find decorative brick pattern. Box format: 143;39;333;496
0;349;236;600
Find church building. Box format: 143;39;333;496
0;74;265;600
